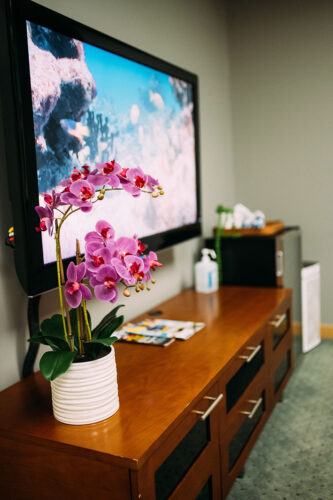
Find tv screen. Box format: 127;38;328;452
2;0;201;296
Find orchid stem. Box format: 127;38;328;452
76;308;84;354
58;244;74;352
76;239;84;354
82;300;92;342
55;221;69;345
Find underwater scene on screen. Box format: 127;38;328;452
26;21;197;264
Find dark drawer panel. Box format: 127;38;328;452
196;477;212;499
226;342;264;413
274;350;291;392
270;310;290;349
155;418;210;500
228;392;265;470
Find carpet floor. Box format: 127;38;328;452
227;339;333;500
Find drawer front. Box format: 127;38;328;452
224;328;266;414
134;382;223;499
155;417;212;499
269;308;291;349
228;393;265;471
221;376;268;496
274;348;292;393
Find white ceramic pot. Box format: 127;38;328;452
50;347;119;425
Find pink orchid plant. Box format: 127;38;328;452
30;160;163;381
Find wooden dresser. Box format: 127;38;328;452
0;286;293;499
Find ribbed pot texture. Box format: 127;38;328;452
50;347;119;425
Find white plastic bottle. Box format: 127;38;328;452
195;248;218;293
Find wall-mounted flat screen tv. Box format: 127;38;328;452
1;0;201;296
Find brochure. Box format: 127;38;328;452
119;332;175;347
119;318;205;344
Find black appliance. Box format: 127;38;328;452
205;226;302;361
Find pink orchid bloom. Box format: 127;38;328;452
35;205;54;236
87;160;121;188
146;175;159;191
65;262;92;308
59;166;91;188
89;265;120;303
85;246;113;273
142;251;163;281
112;254;144;285
60;179;95;212
85;220;115;247
122;167;147;197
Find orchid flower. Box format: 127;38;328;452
142;251;163;281
65;262;92;308
85;246;113;273
87;160;121;188
85;220;115;247
60;179;95;212
59;166;91;188
35;205;54;236
111;254;144;285
89;265;120;303
121;167;147;197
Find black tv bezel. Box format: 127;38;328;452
2;0;201;297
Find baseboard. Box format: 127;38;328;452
292;322;333;339
321;324;333;339
292;322;302;335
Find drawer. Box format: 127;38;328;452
274;348;292;393
133;382;223;499
225;336;265;413
155;416;213;499
221;377;268;496
228;392;265;470
269;307;291;350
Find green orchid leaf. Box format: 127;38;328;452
85;337;118;347
83;342;102;360
28;335;70;352
39;351;76;381
92;305;124;339
95;315;124;339
41;314;66;339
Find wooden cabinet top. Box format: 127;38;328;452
0;286;291;469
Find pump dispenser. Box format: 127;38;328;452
195;248;218;293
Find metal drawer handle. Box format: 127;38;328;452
238;344;261;363
240;397;263;419
276;250;284;277
192;393;223;421
269;313;287;328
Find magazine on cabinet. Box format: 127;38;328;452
118;318;205;345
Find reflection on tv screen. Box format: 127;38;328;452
26;21;197;265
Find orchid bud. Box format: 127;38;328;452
159;191;164;195
157;186;163;190
152;191;159;198
135;286;140;293
123;289;131;297
146;286;151;291
139;283;145;290
151;279;156;284
98;194;104;200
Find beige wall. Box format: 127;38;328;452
0;0;234;390
226;0;333;322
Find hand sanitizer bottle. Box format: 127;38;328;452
195;248;218;293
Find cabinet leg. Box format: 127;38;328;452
237;466;246;479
